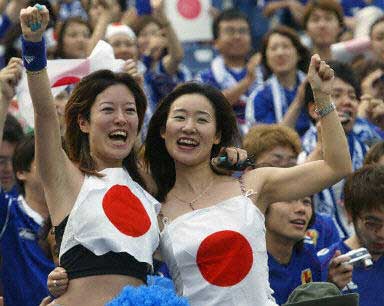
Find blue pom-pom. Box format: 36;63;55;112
106;280;189;306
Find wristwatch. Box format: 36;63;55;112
315;102;336;118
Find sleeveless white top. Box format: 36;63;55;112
160;195;277;306
60;168;160;266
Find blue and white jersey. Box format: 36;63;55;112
353;117;383;145
195;55;264;134
305;213;341;252
268;243;323;305
0;191;55;306
247;72;310;136
318;240;384;306
301;125;369;238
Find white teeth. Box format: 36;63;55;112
292;220;305;225
178;138;198;146
110;131;127;137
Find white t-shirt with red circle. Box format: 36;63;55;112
160;195;277;306
59;167;160;266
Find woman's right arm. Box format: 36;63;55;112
19;5;81;223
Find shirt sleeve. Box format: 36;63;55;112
253;85;277;124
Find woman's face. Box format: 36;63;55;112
62;22;90;59
137;22;165;60
266;33;299;76
108;34;139;61
161;93;221;167
88;0;121;29
371;21;384;62
78;84;139;170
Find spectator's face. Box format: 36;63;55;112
354;209;384;259
0;140;16;192
88;0;121;28
137;22;164;60
266;33;299;76
215;19;251;60
62;22;91;59
108;34;139;61
266;197;313;243
306;8;340;48
161;94;220;167
331;77;358;133
16;160;44;197
255;146;297;168
371;21;384;62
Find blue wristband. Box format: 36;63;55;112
21;36;47;71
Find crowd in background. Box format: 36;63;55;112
0;0;384;305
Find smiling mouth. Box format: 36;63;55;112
177;138;199;147
109;131;128;142
338;111;352;124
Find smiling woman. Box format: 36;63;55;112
144;51;353;305
247;26;311;136
19;5;166;305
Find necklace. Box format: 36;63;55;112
172;178;215;211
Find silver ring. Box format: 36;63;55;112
53;279;58;287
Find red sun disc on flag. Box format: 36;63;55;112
102;185;151;237
177;0;201;20
196;230;253;287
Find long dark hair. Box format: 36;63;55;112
64;70;147;186
144;82;240;202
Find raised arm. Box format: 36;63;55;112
246;55;352;211
19;5;82;223
0;58;22;148
222;53;261;106
151;0;184;75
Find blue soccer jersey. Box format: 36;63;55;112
305;213;341;251
317;240;384;306
268;243;323;305
0;191;55;306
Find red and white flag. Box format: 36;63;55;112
60;168;160;265
16;41;125;128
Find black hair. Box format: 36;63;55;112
212;9;250;40
3;114;24;144
12;133;35;196
144;82;241;202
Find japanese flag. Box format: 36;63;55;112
16;40;125;128
160;198;278;306
165;0;212;42
60;168;160;265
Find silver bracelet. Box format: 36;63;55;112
315;102;336;118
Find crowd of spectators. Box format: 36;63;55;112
0;0;383;305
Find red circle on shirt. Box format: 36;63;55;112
102;185;151;237
196;230;253;287
177;0;201;19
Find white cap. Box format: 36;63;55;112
105;23;136;41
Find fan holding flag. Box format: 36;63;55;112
143;54;353;305
18;4;188;306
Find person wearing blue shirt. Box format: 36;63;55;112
317;165;384;306
195;9;264;135
305;213;341;252
0;59;54;306
247;26;311;136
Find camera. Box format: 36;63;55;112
339;248;373;268
217;154;255;171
